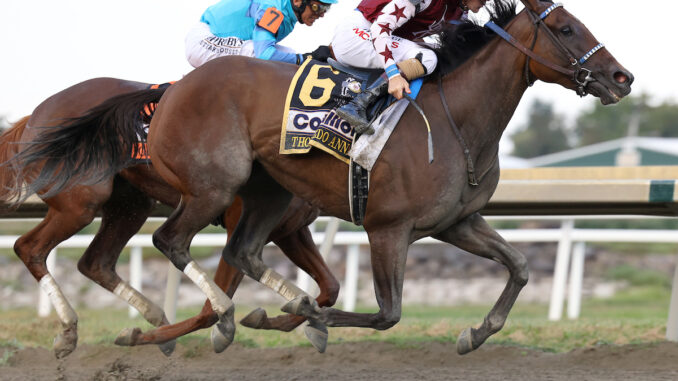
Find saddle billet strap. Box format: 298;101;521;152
437;75;478;187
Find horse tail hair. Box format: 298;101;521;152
7;88;167;203
0;115;31;206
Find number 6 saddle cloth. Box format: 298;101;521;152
279;58;422;165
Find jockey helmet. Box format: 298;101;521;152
293;0;337;23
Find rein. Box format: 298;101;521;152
437;75;478;186
485;3;605;96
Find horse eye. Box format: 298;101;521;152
560;26;573;36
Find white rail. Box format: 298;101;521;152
4;215;676;342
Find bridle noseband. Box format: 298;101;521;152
486;2;605;96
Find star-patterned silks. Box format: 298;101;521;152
377;23;392;35
379;46;395;62
390;4;406;21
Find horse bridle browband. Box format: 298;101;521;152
485;2;605;97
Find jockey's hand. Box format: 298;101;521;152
303;45;332;62
388;75;411;100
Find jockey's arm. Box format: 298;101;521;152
370;0;429;77
370;0;430;98
252;26;303;64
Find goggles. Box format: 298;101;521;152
309;2;331;15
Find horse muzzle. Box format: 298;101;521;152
585;67;634;105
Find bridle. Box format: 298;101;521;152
485;2;605;97
434;2;605;185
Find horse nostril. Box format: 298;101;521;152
614;71;633;85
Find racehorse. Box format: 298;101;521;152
7;0;633;354
0;80;339;358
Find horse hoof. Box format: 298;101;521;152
53;330;78;359
211;324;232;354
114;327;141;347
212;310;236;353
157;339;176;357
240;308;268;329
456;327;475;355
281;295;314;316
304;320;329;353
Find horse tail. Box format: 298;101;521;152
7;88;167;203
0;115;31;205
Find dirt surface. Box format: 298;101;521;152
2;341;678;381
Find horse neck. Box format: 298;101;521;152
438;14;532;167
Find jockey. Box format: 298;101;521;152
335;0;487;134
185;0;337;68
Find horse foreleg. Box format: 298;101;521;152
433;213;529;355
14;188;106;359
241;226;340;332
283;226;410;333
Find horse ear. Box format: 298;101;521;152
519;0;540;11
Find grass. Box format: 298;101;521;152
0;285;672;356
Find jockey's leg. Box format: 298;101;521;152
334;30;435;134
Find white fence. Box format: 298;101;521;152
4;215;677;341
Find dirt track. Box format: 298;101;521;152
2;341;678;380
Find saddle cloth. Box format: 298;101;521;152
133;81;176;163
279;58;422;165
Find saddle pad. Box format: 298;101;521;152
280;59;423;164
349;79;423;171
280;59;362;163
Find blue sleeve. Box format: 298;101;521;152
252;25;303;64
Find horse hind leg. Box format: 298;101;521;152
151;190;237;351
116;199;247;351
116;255;244;351
433;213;529;355
76;177;174;356
241;225;340;332
14;189;106;358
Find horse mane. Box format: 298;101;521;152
0;115;31;207
432;0;518;77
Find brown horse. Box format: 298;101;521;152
8;0;633;355
0;80;339;358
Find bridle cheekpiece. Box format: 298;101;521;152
485;2;605;96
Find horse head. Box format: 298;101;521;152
516;0;633;104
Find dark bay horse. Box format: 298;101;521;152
0;79;339;358
8;0;633;355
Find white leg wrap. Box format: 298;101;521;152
113;281;164;326
259;268;307;301
184;261;233;315
39;274;78;327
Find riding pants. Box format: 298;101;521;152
330;11;438;74
185;22;296;68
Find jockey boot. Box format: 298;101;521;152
336;76;388;135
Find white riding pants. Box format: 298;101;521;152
184;22;295;68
